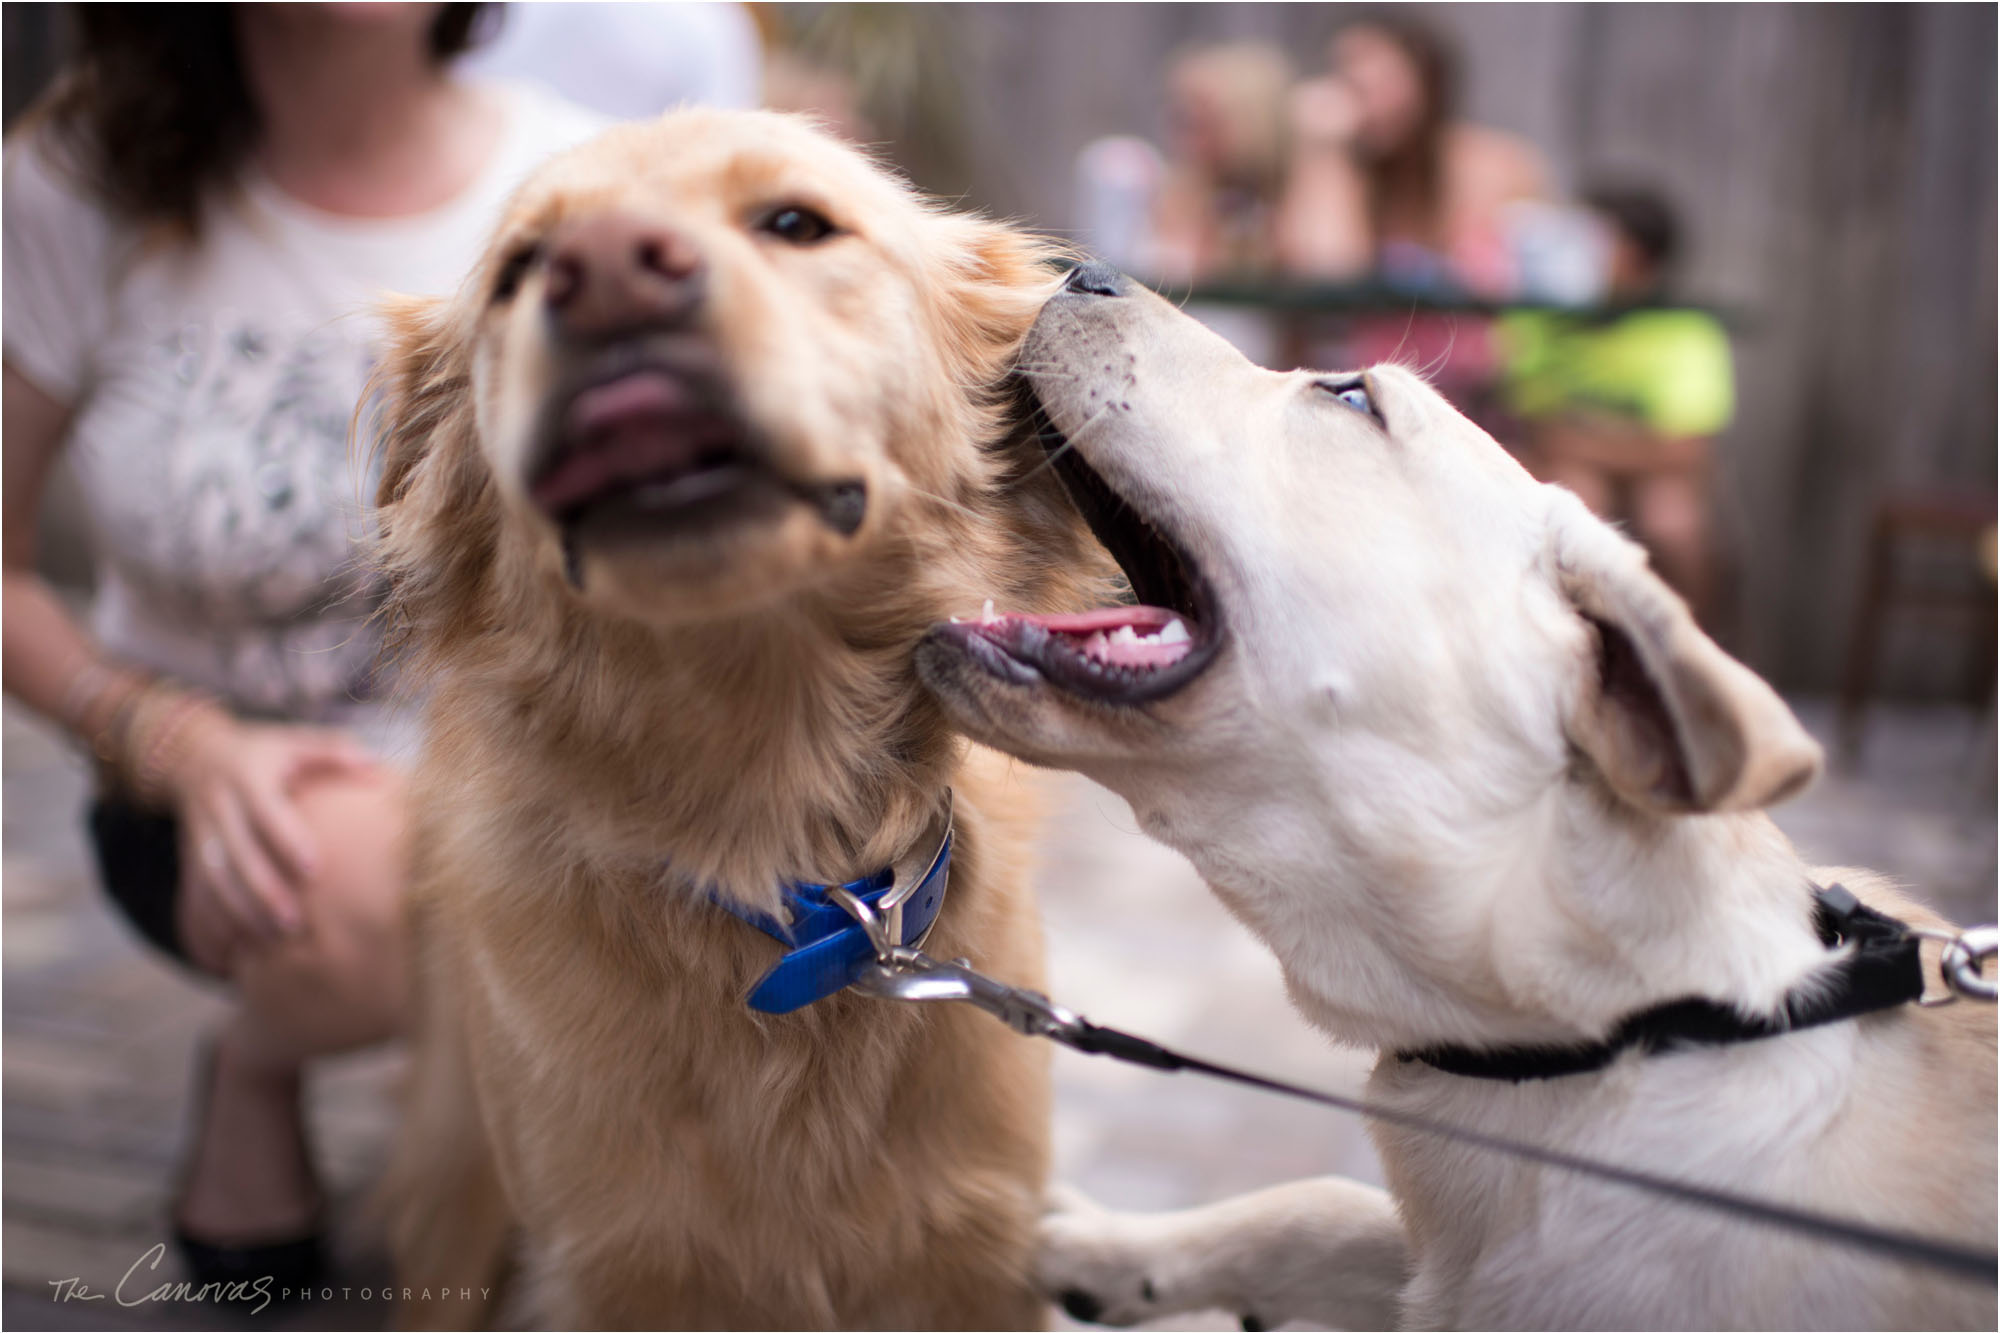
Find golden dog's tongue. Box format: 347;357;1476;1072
533;370;732;515
572;368;696;431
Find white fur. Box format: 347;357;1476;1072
925;281;1996;1329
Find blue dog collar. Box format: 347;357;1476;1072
712;794;954;1014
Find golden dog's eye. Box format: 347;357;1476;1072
759;205;838;245
492;244;542;302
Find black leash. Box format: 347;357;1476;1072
848;933;1999;1286
1054;1017;1997;1285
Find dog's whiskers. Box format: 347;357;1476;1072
903;482;984;523
1382;301;1422;373
995;393;1120;493
1415;318;1458;383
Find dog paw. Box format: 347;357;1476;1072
1044;1181;1108;1219
1041;1176;1406;1331
1038;1189;1183;1327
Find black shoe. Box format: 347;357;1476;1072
174;1227;326;1299
171;1034;328;1303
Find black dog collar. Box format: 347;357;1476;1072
1398;884;1929;1082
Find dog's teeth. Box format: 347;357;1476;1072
1083;631;1110;659
981;598;996;624
1110;626;1139;646
1159;618;1191;645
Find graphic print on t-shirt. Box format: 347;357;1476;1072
99;311;388;717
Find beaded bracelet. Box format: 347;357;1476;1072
59;662;122;732
84;671;155;769
125;688;226;807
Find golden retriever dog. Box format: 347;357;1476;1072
918;266;1996;1329
366;110;1106;1328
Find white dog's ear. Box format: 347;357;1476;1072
1551;500;1821;814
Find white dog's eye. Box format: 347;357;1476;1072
1316;377;1380;423
760;205;838;245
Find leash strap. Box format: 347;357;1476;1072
1060;1023;1999;1284
712;819;953;1014
848;941;1998;1285
1399;883;1926;1081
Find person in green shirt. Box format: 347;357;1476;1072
1499;184;1733;622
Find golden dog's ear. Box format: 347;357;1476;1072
370;294;469;512
365;292;498;654
1551;496;1821;814
920;213;1070;385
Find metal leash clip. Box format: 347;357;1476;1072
1910;923;2000;1005
1942;926;1999;1001
822;881;894;959
851;944;1086;1041
821;845;1088;1038
822;793;953;957
820;837;1080;1038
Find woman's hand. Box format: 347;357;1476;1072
1289;76;1364;153
1274;80;1376;282
165;712;376;969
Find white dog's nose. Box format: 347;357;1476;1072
1064;261;1128;297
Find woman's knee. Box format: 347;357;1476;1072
230;770;412;1055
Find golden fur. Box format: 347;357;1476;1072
367;109;1108;1328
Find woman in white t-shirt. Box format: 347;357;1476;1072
2;3;600;1291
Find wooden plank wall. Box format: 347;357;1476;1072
5;3;1992;694
939;2;1997;695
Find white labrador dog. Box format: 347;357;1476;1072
918;265;1996;1329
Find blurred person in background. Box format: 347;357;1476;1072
1146;40;1294;285
1277;14;1549;296
1072;134;1165;277
462;1;760;119
2;2;598;1290
1272;16;1553;422
1498;183;1734;622
1069;42;1293;365
759;45;877;147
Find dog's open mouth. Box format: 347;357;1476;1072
942;394;1222;706
529;352;865;543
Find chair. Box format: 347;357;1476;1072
1837;491;1997;765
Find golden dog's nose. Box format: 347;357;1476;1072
544;214;705;339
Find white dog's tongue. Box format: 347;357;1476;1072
975;603;1194;670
